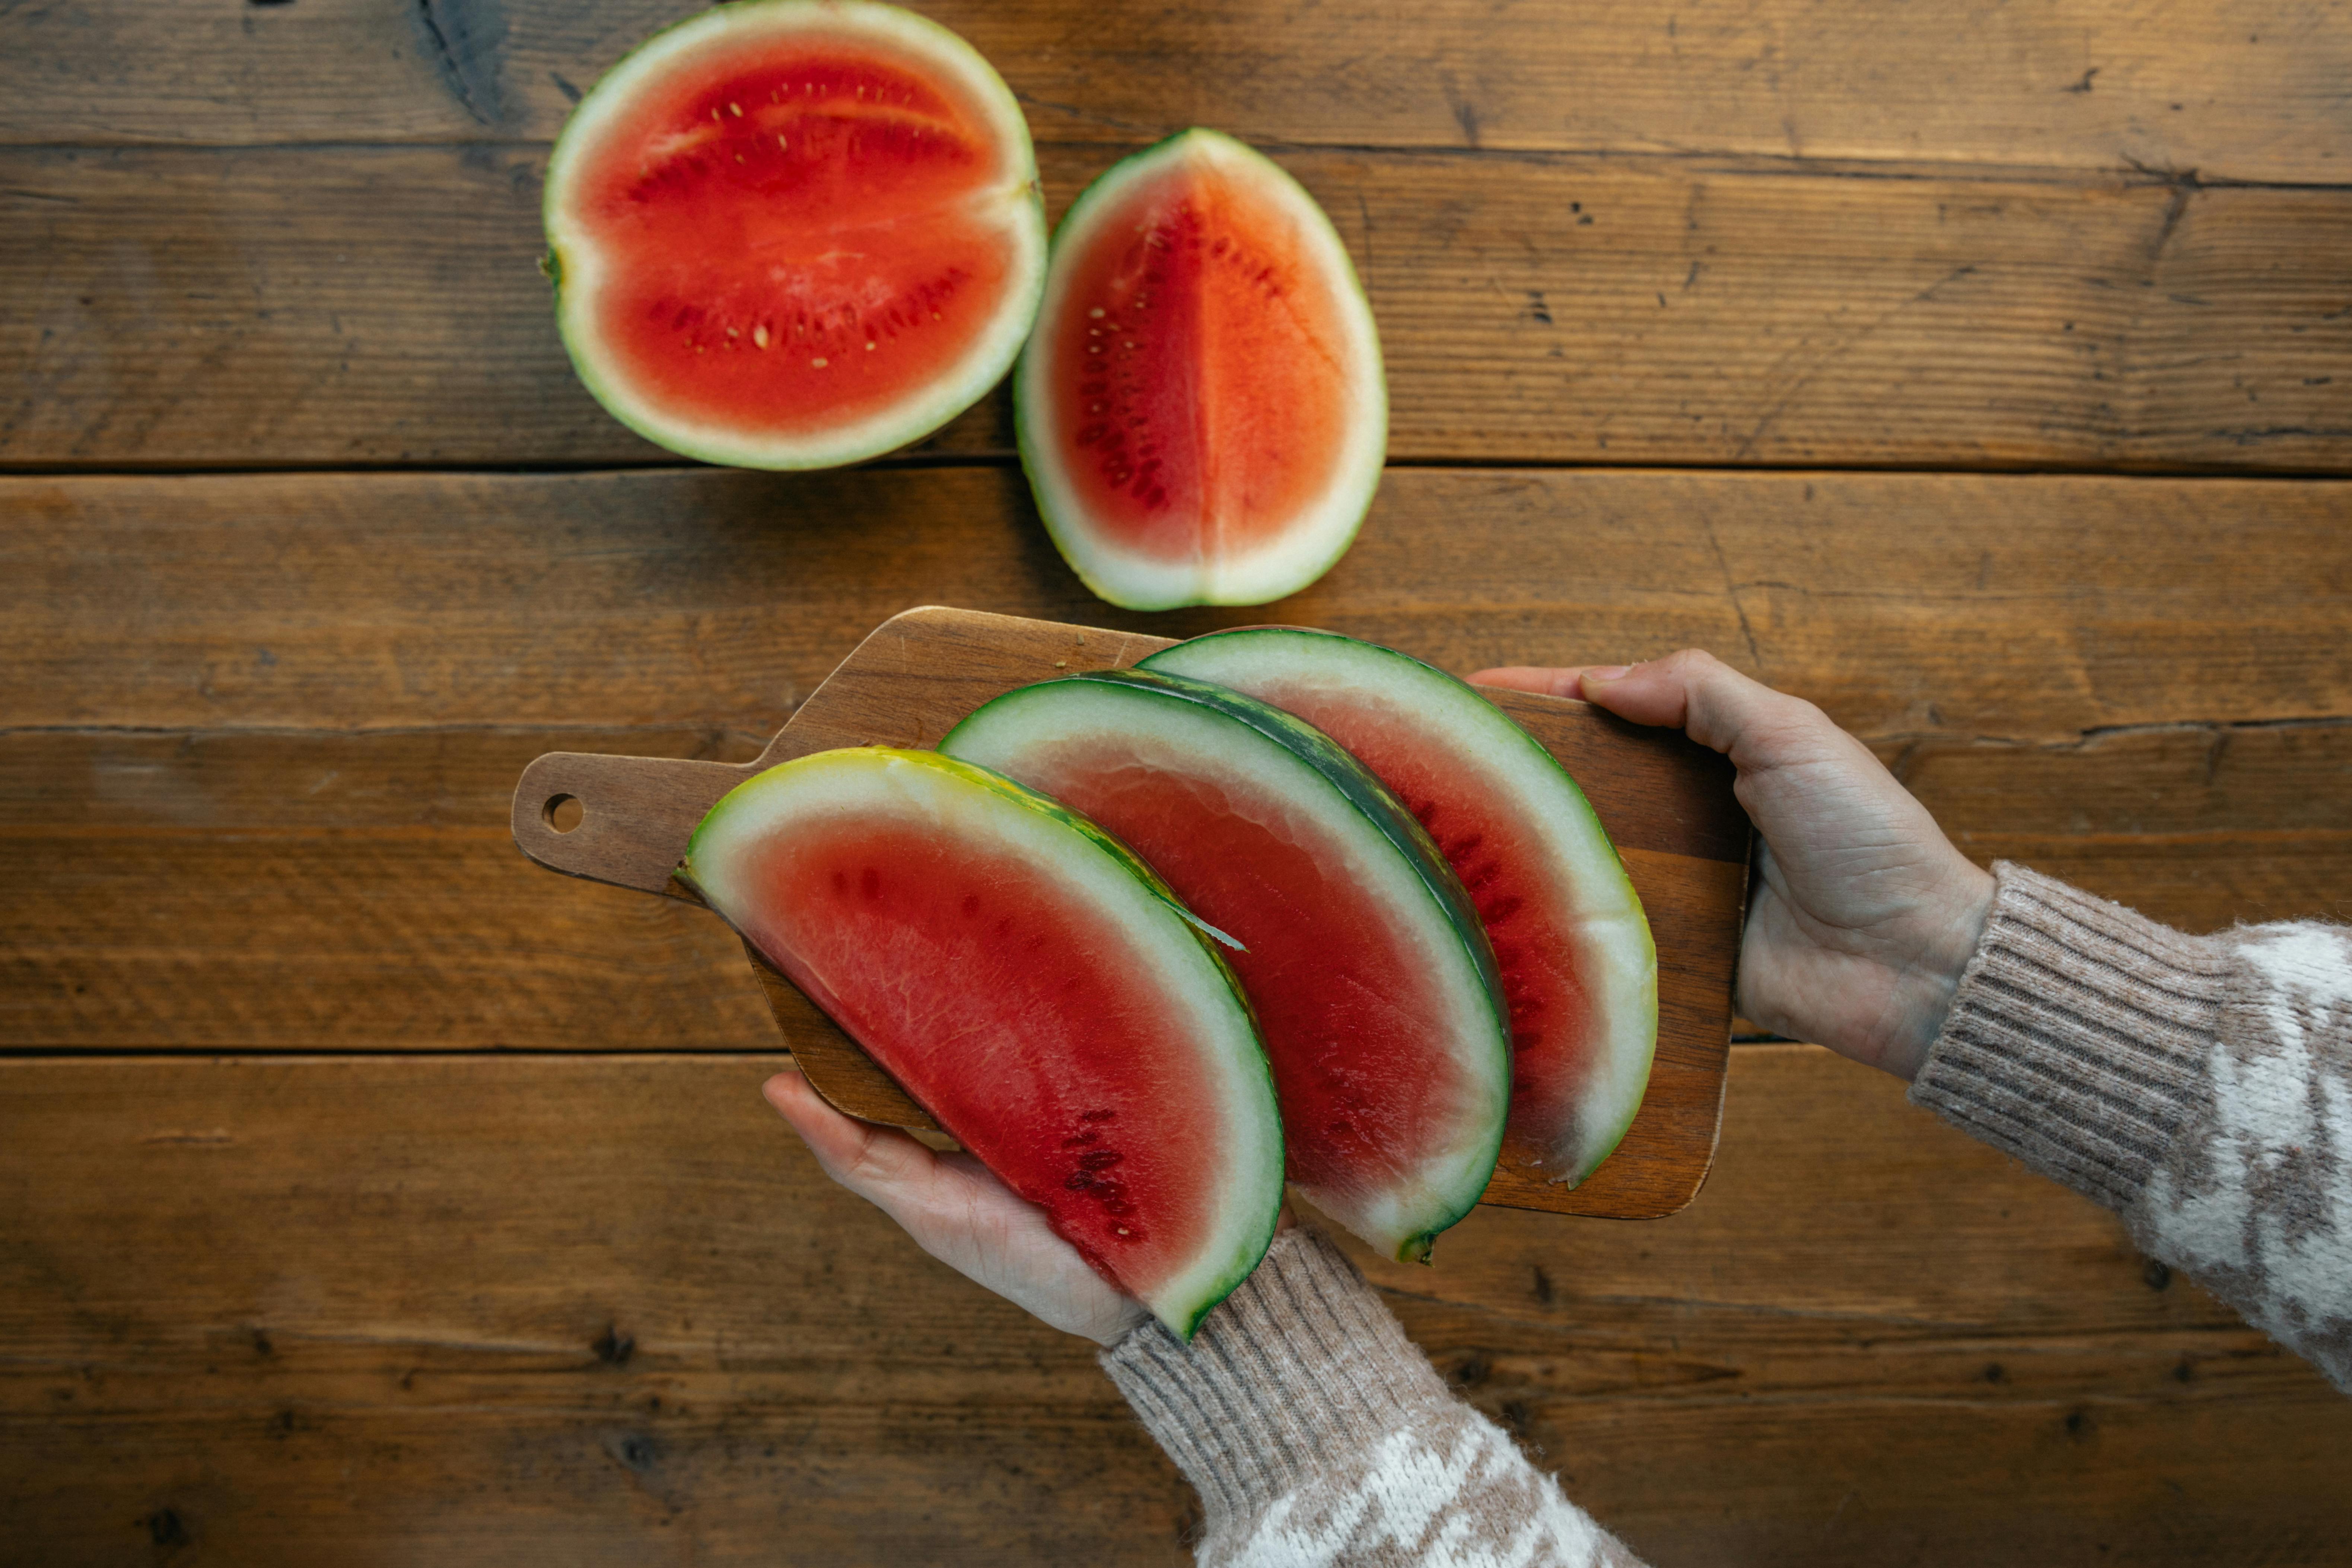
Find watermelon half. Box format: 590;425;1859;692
681;747;1283;1338
1143;629;1658;1185
941;669;1508;1262
1016;130;1387;610
543;0;1047;469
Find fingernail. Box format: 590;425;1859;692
1583;665;1633;682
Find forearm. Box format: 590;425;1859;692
1102;1227;1644;1568
1911;863;2352;1391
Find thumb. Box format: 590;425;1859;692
1483;651;1829;773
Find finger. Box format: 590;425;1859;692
1574;649;1842;774
1468;665;1594;699
761;1071;944;1203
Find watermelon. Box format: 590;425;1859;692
543;0;1047;469
681;747;1282;1338
941;669;1508;1262
1142;630;1657;1185
1016;130;1387;610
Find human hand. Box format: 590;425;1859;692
1473;651;1994;1080
763;1071;1148;1345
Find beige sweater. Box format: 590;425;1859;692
1103;864;2352;1565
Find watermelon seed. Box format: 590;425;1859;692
1116;1228;1130;1235
811;356;828;368
729;102;743;116
1089;307;1105;319
753;325;770;349
726;327;739;339
866;341;876;351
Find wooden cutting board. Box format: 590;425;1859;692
512;606;1750;1220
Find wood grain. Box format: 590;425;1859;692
8;0;2348;1556
4;0;2348;185
9;730;2345;1057
7;467;2345;743
8;722;2345;1057
511;608;1750;892
5;146;2347;471
0;1048;2342;1566
511;606;1748;1219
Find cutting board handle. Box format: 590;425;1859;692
512;751;750;896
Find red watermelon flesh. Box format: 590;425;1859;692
943;671;1509;1262
545;1;1046;469
683;748;1282;1338
1143;629;1658;1186
1017;130;1386;610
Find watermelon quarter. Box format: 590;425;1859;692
1016;130;1387;610
942;670;1508;1262
682;747;1283;1338
544;0;1047;469
1143;629;1658;1185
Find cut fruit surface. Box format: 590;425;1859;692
682;747;1282;1337
544;0;1047;469
941;669;1507;1261
1143;629;1657;1184
1016;130;1386;610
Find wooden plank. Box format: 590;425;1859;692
0;1048;2342;1565
9;724;2343;1053
4;0;2349;185
5;467;2345;742
4;146;2347;471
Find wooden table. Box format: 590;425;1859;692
3;3;2347;1562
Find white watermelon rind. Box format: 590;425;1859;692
941;669;1510;1263
1014;129;1388;610
1143;628;1659;1185
543;0;1048;471
681;747;1284;1340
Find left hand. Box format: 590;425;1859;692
762;1071;1149;1345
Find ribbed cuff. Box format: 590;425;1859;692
1910;862;2230;1212
1100;1227;1450;1526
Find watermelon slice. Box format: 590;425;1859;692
941;669;1508;1262
1016;130;1387;610
543;0;1047;469
681;747;1282;1338
1142;630;1658;1185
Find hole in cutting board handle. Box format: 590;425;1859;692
542;793;584;834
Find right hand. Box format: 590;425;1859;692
1473;651;1994;1079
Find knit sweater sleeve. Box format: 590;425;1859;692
1911;862;2352;1389
1102;1226;1646;1568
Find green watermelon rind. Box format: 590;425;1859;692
681;746;1283;1340
542;0;1049;472
1143;628;1660;1184
1013;128;1388;611
941;669;1510;1263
